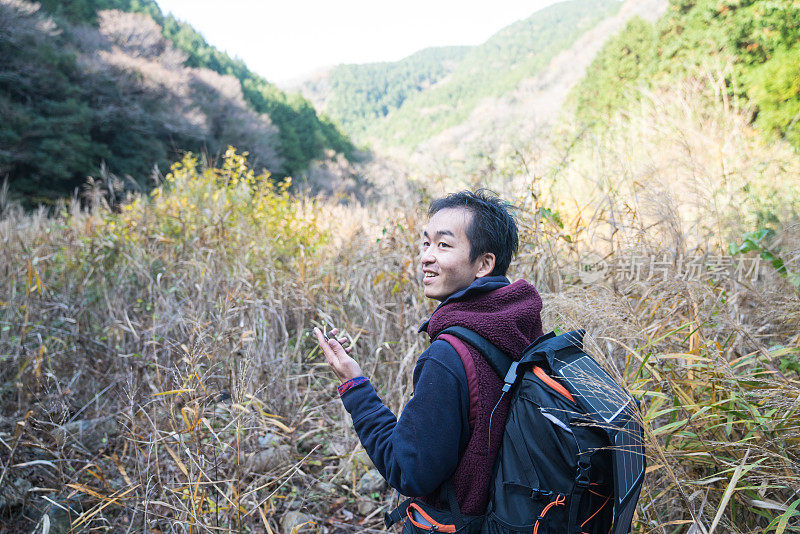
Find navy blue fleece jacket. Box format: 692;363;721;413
338;276;510;497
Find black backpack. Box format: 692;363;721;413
385;328;646;534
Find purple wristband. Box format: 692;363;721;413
337;376;368;396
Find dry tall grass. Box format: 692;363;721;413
1;86;799;533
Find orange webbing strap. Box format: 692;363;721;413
533;494;566;534
532;365;575;403
406;502;457;533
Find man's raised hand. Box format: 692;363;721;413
314;327;363;383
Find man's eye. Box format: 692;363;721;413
439;242;450;248
422;241;429;247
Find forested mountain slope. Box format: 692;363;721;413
572;0;800;152
0;0;353;203
301;0;622;149
413;0;667;174
299;46;470;140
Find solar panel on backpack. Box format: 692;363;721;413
614;415;646;505
543;336;646;533
557;354;632;423
612;494;640;534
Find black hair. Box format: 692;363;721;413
428;189;519;276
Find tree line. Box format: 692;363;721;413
573;0;800;151
311;0;621;149
1;0;353;204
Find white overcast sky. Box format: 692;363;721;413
154;0;561;84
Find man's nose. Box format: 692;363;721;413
420;245;435;264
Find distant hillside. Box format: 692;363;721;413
0;0;353;203
411;0;666;176
572;0;800;151
301;0;622;149
300;46;470;139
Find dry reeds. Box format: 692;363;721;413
1;82;799;533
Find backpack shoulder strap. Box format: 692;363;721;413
438;326;513;379
436;333;478;431
520;329;585;368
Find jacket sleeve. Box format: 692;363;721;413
339;340;469;497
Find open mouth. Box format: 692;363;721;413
423;272;438;283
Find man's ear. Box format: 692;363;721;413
475;253;496;278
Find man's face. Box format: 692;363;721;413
420;208;490;301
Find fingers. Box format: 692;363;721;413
314;326;361;383
329;329;352;344
314;327;334;357
317;326;351;346
314;327;351;357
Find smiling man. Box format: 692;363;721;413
314;190;544;529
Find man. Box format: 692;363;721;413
314;190;543;521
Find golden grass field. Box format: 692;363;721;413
1;86;799;533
